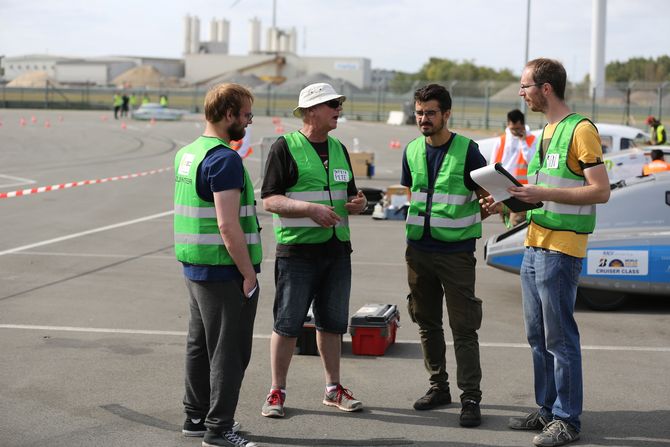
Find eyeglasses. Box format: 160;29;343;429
323;99;344;109
242;112;253;120
519;83;545;90
414;110;440;119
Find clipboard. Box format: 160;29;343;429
470;163;543;212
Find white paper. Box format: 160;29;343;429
470;164;517;203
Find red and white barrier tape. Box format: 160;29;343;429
0;167;172;199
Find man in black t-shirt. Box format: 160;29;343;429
402;84;488;428
260;83;367;418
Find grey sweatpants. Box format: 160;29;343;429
183;277;259;432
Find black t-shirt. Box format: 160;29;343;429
400;133;487;254
261;133;358;258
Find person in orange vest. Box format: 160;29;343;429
490;109;538;227
643;149;670;175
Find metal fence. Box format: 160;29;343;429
2;80;668;130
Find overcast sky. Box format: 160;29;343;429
1;0;668;81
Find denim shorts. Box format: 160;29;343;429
273;255;351;337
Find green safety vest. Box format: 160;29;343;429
272;131;351;244
113;94;122;106
655;124;667;145
174;136;262;265
527;113;597;234
405;135;482;242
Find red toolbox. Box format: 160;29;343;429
349;304;399;356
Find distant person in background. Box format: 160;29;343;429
142;94;151;105
160;94;169;107
129;93;138;113
121;94;130;118
113;93;123;119
646;116;667;145
643;149;670;175
490;109;538;227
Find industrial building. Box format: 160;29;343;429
1;14;372;90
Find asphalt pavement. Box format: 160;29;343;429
1;109;669;447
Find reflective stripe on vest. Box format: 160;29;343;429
174;232;261;245
272;131;351;244
174;136;262;265
526;113;597;234
175;204;257;219
405;134;482;242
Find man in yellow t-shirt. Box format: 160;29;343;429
482;58;610;447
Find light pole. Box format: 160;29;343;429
521;0;531;113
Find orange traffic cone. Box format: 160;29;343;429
121;122;127;130
44;120;51;128
20;118;27;127
150;117;156;125
31;115;37;124
274;126;284;134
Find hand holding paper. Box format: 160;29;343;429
470;163;543;213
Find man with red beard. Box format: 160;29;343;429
260;83;367;418
402;83;488;427
174;83;261;447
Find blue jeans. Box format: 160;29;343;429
273;256;351;337
520;247;583;431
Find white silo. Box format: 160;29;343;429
287;27;297;53
266;27;279;52
249;18;261;54
218;19;230;45
190;16;201;54
278;31;288;52
209;18;218;42
183;15;192;55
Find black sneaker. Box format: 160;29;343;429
413;386;452;410
509;410;550;431
203;430;258;447
182;418;240;437
532;420;579;447
459;399;481;427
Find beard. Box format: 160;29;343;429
419;119;444;137
229;121;246;141
528;95;548;113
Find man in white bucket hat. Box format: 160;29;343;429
260;82;367;418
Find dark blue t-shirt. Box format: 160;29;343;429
400;133;486;254
182;142;261;281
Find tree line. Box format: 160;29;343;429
389;56;670;92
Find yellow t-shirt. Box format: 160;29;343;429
525;120;603;258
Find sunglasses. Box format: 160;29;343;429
323;99;343;109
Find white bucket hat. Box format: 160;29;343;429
292;82;345;118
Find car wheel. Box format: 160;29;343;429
577;287;628;311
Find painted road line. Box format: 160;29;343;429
0;211;174;257
0;174;37;188
1;324;669;352
0;167;172;199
